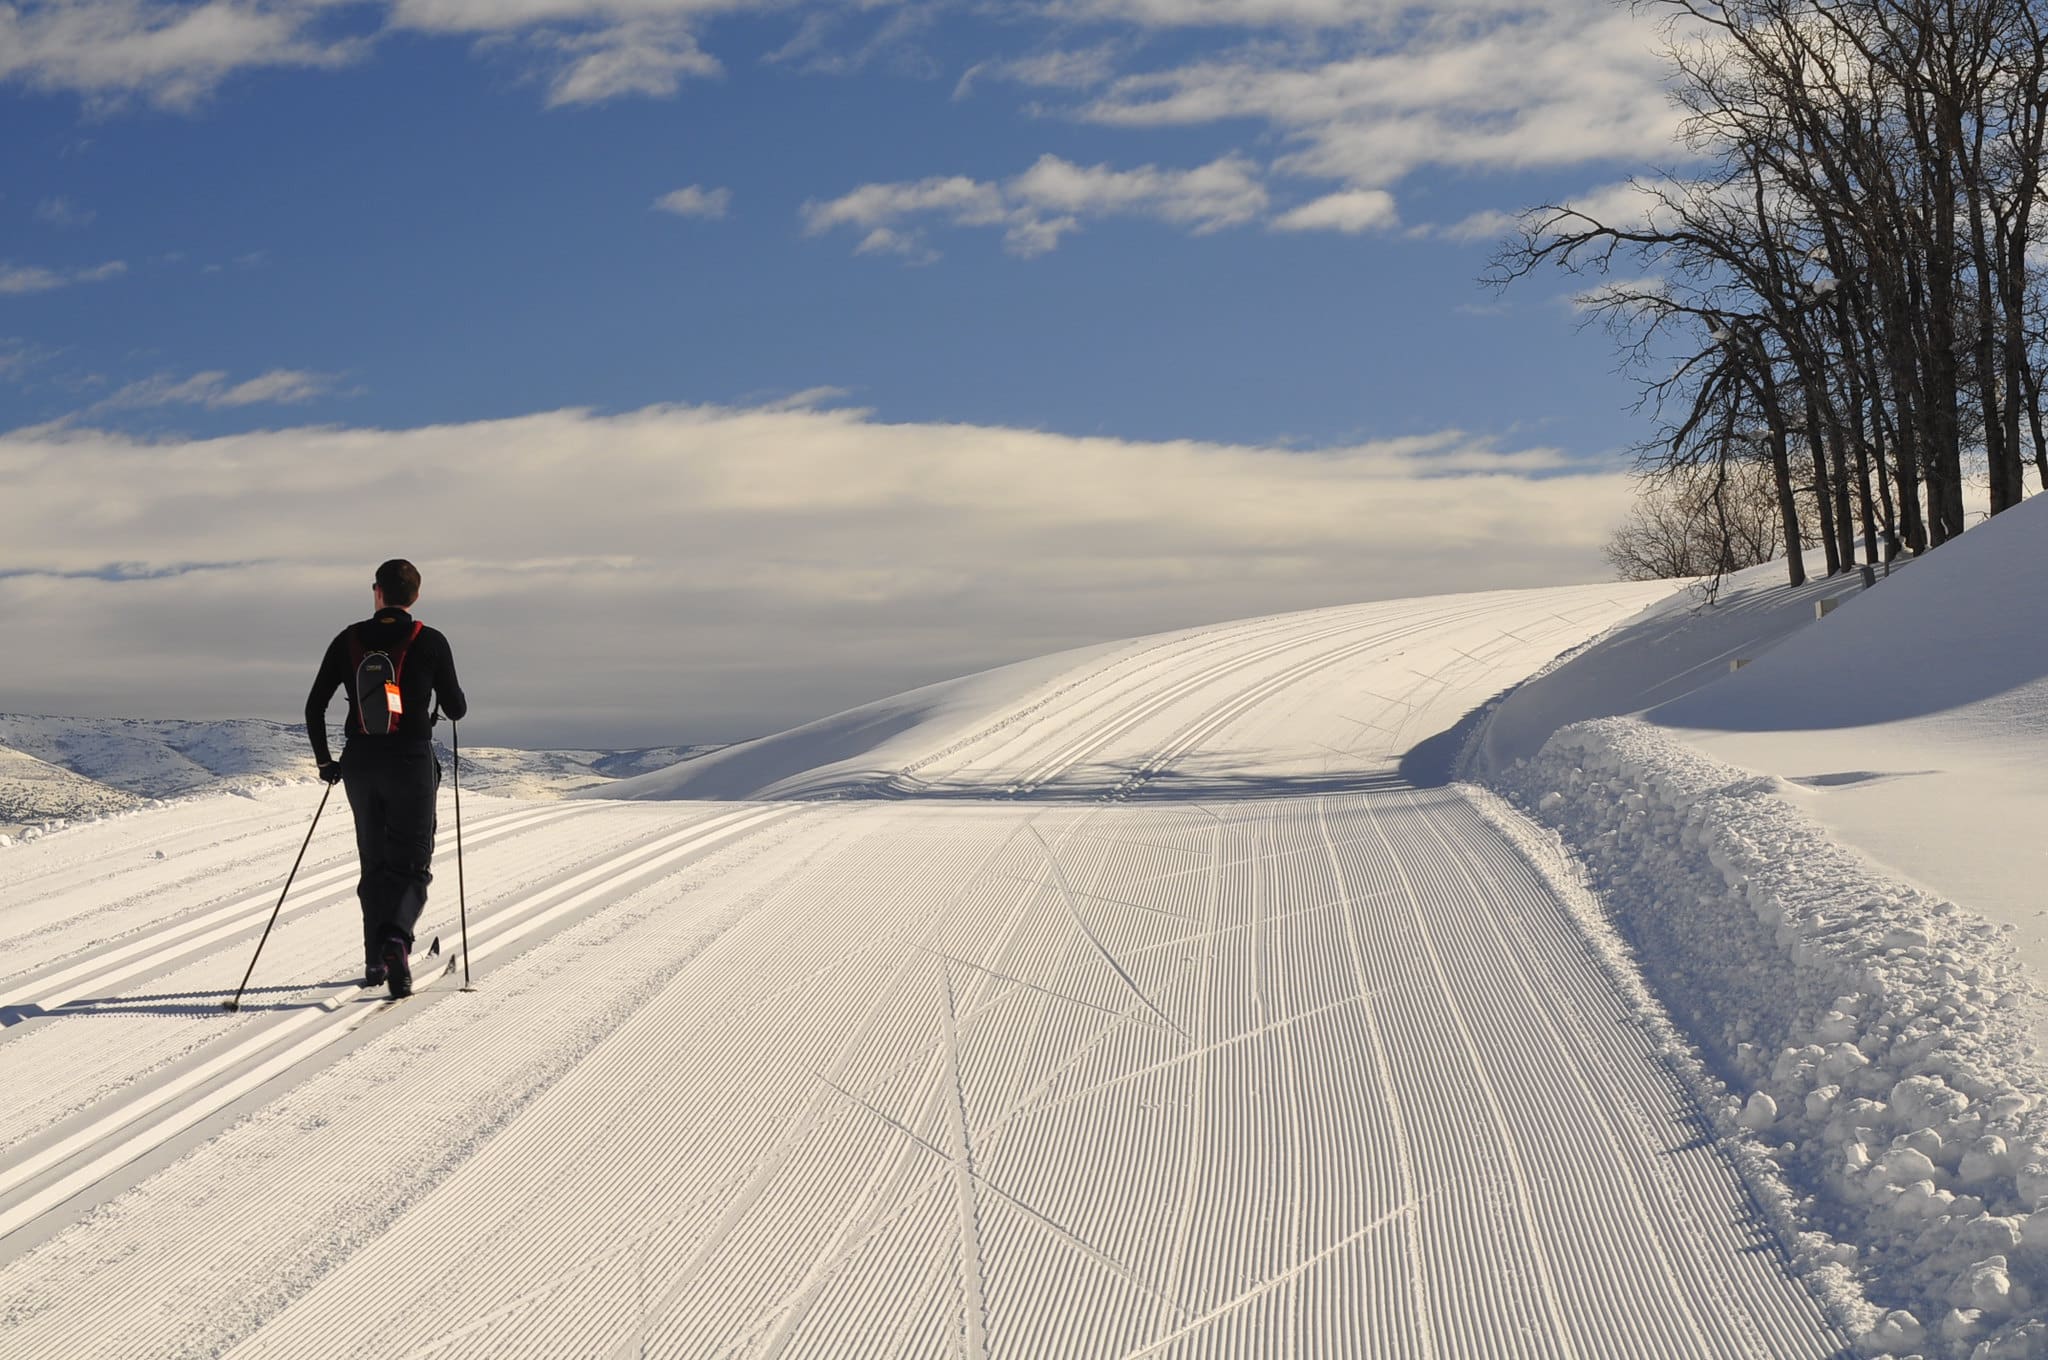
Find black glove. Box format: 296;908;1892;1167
318;761;343;785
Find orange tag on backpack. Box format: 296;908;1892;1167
385;682;404;718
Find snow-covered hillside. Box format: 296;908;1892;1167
4;552;2042;1358
0;745;141;833
0;714;312;800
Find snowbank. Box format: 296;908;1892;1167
1653;496;2048;737
1503;718;2048;1358
1648;496;2048;981
1474;550;1855;776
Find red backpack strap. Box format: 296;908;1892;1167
391;621;425;682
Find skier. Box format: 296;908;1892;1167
304;559;467;998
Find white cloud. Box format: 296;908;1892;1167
1011;153;1267;231
852;226;938;262
0;1;738;110
1441;207;1523;243
99;367;338;411
806;154;1269;257
1049;0;1448;26
1558;178;1666;229
806;176;1011;233
0;403;1633;745
1445;177;1666;243
0;259;127;294
0;1;367;109
384;0;747;31
1079;13;1679;189
653;184;733;219
1271;188;1398;233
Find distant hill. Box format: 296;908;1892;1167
0;714;719;833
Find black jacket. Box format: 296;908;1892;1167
305;608;467;764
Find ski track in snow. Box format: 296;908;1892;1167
0;585;1850;1358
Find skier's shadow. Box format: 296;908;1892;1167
1;983;345;1025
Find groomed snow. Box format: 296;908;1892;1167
14;514;2043;1358
596;584;1678;801
0;580;1869;1357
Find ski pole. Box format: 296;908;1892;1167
452;717;472;990
223;782;333;1013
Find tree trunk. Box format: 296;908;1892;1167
1801;381;1845;573
2023;347;2048;491
1836;295;1881;561
1759;364;1808;587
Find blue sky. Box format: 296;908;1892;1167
0;0;1677;447
1;0;1687;746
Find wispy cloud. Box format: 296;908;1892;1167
0;259;126;295
806;154;1268;258
99;368;339;411
0;402;1633;742
526;18;722;106
757;386;854;411
35;197;95;229
954;44;1125;99
764;4;939;76
0;558;257;582
653;184;733;220
0;339;59;381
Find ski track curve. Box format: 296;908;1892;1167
0;588;1847;1357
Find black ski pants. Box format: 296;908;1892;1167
340;742;441;965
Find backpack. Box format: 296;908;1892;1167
349;621;424;736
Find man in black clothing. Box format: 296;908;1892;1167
305;559;467;997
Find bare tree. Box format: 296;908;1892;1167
1605;457;1789;582
1490;0;2047;587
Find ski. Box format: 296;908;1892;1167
319;936;446;1012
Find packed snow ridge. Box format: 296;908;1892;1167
1502;727;2044;1357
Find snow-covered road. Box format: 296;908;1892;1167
0;585;1849;1357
